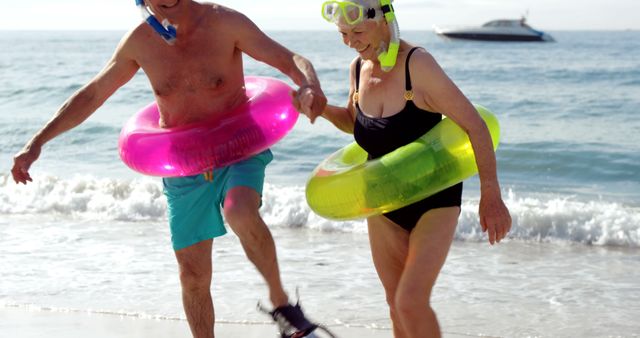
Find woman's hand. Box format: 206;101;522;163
291;85;327;124
479;188;512;245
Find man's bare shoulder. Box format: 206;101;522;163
200;2;253;26
115;23;155;56
200;2;238;14
126;22;154;44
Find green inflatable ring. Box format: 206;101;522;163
305;104;500;220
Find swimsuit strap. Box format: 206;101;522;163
354;57;362;104
404;47;421;101
355;47;422;103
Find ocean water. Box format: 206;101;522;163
1;30;639;337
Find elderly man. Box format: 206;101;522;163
11;1;327;337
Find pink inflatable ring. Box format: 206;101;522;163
118;76;298;177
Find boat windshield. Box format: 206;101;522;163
482;20;522;28
482;19;531;29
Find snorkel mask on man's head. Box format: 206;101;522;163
321;0;400;72
135;0;177;45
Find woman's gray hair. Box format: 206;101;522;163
354;0;389;22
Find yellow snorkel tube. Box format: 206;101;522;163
377;0;399;72
321;0;401;72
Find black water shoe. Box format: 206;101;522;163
270;302;318;338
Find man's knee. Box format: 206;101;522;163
176;245;212;291
178;262;211;291
223;190;261;227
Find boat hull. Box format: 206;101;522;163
439;32;547;42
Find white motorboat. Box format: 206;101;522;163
434;18;554;42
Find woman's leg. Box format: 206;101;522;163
367;215;411;338
395;207;460;338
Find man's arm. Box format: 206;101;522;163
11;34;140;184
232;12;327;122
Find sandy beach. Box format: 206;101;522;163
0;306;485;338
2;215;639;337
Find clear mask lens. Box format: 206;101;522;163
322;2;340;22
322;1;364;25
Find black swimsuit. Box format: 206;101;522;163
353;47;463;231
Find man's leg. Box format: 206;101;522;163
222;186;289;308
175;239;215;338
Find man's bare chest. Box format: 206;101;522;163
139;44;241;97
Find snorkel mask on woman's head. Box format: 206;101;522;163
135;0;177;45
321;1;383;25
321;0;400;72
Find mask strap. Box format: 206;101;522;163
135;0;177;44
365;8;377;19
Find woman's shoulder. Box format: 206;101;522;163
402;44;435;63
404;44;440;74
349;56;361;67
348;56;362;76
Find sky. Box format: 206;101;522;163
0;0;638;31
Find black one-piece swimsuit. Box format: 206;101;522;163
353;47;463;231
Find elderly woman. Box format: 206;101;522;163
303;1;513;337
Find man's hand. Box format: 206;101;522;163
11;144;41;185
291;85;327;124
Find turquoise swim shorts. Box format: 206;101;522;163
162;149;273;251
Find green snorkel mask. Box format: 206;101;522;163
321;0;400;72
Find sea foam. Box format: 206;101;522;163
2;174;638;247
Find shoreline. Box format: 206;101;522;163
0;305;484;338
